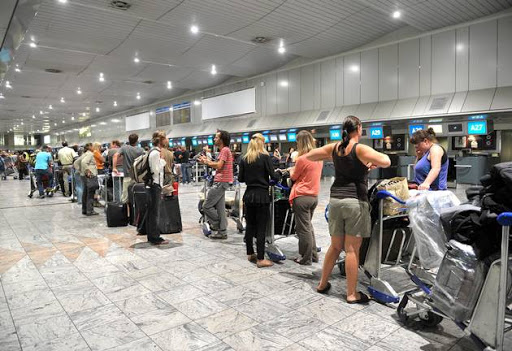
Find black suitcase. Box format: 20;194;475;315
159;195;182;234
105;175;128;227
133;183;149;234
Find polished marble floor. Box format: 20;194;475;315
0;177;510;351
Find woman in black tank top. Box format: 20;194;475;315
305;116;391;304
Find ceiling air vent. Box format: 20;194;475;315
21;95;31;98
251;37;272;44
430;97;448;111
246;119;257;128
143;80;153;85
110;1;131;10
316;110;330;122
45;68;62;74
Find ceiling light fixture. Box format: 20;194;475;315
278;39;286;54
113;100;118;107
15;64;21;73
32;115;35;119
76;87;82;94
29;41;37;48
0;93;4;99
279;80;289;87
58;0;68;3
111;119;120;123
99;122;107;125
40;110;43;114
60;97;65;103
190;25;199;34
71;116;75;120
99;72;105;82
134;57;140;63
96;107;100;112
167;81;172;89
62;120;65;124
136;92;141;100
350;65;360;73
194;100;201;106
49;104;53;109
392;10;401;19
5;81;12;89
211;64;217;75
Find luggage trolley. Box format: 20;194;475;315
265;180;289;261
27;165;58;198
397;212;512;351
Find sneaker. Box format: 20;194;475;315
38;194;45;199
202;222;212;237
210;231;227;239
150;238;169;245
86;212;99;216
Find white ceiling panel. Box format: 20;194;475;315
73;0;184;21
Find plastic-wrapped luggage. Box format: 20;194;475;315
407;191;460;269
430;240;487;321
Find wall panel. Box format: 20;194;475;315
265;73;277;116
379;44;398;101
321;59;336;108
300;65;315;111
469;20;497;90
498;17;512;87
288;68;301;113
314;63;322;109
419;36;432;96
432;30;456;95
335;57;344;106
277;71;289;114
456;27;469;92
361;49;378;103
344;53;361;106
399;39;420;99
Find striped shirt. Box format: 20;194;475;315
214;147;233;183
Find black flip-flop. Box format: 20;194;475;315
347;291;370;304
316;282;331;294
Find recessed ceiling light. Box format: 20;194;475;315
279;80;289;87
0;93;4;99
392;10;401;19
32;115;35;119
99;72;105;82
77;87;82;94
96;107;100;112
111;119;120;123
278;46;286;54
211;64;217;75
190;25;199;34
62;120;65;124
49;104;53;109
29;42;37;48
60;97;65;103
15;64;21;73
350;65;359;73
167;81;172;89
134;57;140;63
5;81;12;89
71;116;75;120
136;92;141;100
40;110;43;114
58;0;68;3
99;122;107;125
113;101;118;107
194;100;201;106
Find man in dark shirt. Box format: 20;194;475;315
180;147;190;184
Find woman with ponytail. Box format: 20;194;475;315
410;128;448;190
238;133;279;268
305;115;391;304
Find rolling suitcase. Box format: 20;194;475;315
133;183;149;234
105;175;128;227
159;195;182;234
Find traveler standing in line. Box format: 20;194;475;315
145;131;169;245
288;130;323;265
58;141;77;196
16;151;29;181
305;115;391;304
286;147;295;167
34;145;54;198
180;146;191;184
238;133;278;268
161;141;175;185
106;140;123;172
410;128;449;190
74;143;99;216
113;134;144;203
198;130;233;239
93;143;105;175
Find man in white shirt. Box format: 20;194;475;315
57;141;77;197
145;131;168;245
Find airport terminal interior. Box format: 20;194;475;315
1;0;512;350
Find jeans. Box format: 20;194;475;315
293;196;319;264
81;176;97;214
245;203;270;260
35;169;54;196
145;184;162;242
75;173;83;204
202;182;229;232
181;163;190;183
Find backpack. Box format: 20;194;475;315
132;148;158;185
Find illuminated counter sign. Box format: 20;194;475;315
369;126;384;139
207;137;214;145
408;125;424;135
263;135;269;143
468;121;487;135
287;133;297;142
242;136;250;144
330;129;342;140
192;139;198;146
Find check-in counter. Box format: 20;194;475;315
455;155;489;184
397;156;416;181
322;161;335;177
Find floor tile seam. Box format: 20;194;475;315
0;280;22;350
147;320;225;350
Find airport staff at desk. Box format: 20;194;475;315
410;128;449;191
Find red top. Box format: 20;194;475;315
289;155;323;203
214;147;234;183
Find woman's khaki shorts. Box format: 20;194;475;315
328;198;371;238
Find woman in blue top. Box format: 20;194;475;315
410;128;449;190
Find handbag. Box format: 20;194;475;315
376;177;410;215
85;174;99;191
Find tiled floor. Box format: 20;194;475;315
0;177;510;351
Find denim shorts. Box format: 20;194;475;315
328;198;371;238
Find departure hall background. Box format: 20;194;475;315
1;1;512;351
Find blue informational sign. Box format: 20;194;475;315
207;138;214;145
409;124;424;135
468;114;487;120
192;139;198;146
330;129;342;140
242;136;250;144
287;133;296;142
468;121;487;135
155;106;171;114
369;127;384;139
263;135;269;143
172;102;191;110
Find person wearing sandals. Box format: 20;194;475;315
288;130;323;265
238;133;278;268
305;116;391;304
